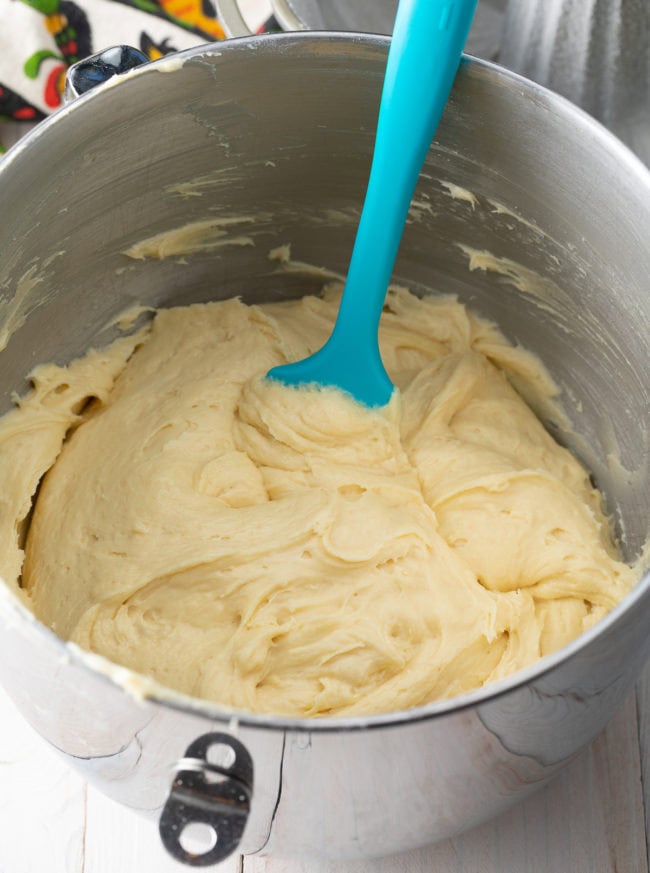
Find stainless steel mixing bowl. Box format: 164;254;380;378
0;34;648;867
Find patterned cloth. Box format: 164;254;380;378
0;0;235;151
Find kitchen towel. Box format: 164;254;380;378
0;0;226;150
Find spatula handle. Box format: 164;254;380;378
334;0;478;349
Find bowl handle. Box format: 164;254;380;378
63;46;149;103
159;731;254;866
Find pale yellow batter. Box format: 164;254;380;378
0;286;635;716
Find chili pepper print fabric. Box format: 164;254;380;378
0;0;226;151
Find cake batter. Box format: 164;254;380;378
0;286;635;716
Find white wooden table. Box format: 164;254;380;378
1;663;649;873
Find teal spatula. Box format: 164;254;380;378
268;0;479;407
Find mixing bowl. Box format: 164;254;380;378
0;34;648;867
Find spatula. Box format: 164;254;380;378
268;0;478;406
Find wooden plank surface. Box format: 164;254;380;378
0;683;85;873
0;665;648;873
